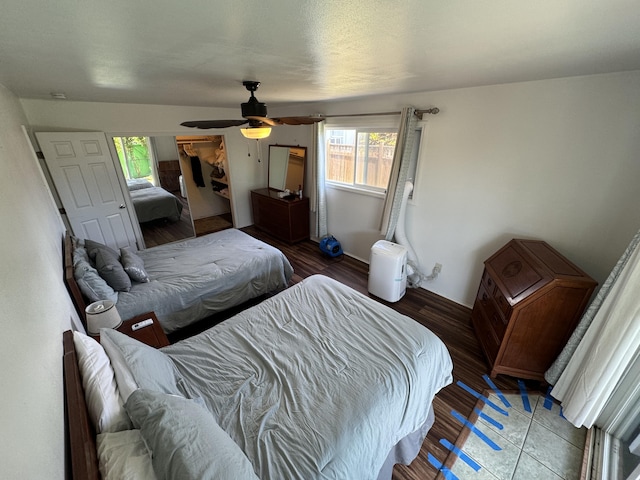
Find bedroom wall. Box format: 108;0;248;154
20;101;268;228
19;71;640;309
0;84;77;478
272;70;640;307
153;135;179;161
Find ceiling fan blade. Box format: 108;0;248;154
244;116;278;126
180;120;249;129
245;116;325;126
271;116;326;125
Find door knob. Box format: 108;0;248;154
119;204;126;209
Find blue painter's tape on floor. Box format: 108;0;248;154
482;374;512;408
517;379;532;413
474;407;504;430
451;410;502;451
560;406;566;419
544;386;554;410
456;380;509;416
427;452;459;480
440;438;481;472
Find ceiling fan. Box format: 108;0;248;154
180;81;325;139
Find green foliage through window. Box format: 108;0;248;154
113;137;153;180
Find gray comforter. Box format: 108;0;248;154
164;275;453;479
130;185;183;222
116;229;293;333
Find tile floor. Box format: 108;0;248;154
449;392;587;480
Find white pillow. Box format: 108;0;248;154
73;331;132;433
97;430;157;480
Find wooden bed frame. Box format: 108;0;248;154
63;232;88;328
63;330;100;479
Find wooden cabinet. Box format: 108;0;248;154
158;160;182;193
471;239;596;381
251;188;309;243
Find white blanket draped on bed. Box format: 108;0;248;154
163;275;453;479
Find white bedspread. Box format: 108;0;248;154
163;275;453;479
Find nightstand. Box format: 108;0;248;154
92;312;170;348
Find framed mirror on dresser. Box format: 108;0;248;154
251;145;310;243
268;145;306;194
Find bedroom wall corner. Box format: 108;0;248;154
278;71;640;307
0;84;72;479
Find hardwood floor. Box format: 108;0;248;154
139;194;195;248
193;212;233;237
238;226;538;480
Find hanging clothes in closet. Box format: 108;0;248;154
183;145;205;188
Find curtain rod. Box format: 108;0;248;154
321;108;439;120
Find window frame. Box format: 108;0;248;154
112;136;159;185
323;116;425;199
324;116;399;195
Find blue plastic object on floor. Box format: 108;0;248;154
319;235;343;257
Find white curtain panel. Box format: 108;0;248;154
311;122;328;239
546;229;640;384
551;228;640;429
380;107;417;240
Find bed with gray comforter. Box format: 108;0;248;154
115;228;293;333
157;274;453;479
127;180;183;223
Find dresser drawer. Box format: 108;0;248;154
492;285;512;319
476;280;507;340
471;305;500;363
251;189;309;243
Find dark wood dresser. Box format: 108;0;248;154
158;160;182;193
251;188;310;243
471;238;596;381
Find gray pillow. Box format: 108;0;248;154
74;259;118;304
100;329;185;403
85;239;119;263
95;249;132;292
120;247;150;283
125;389;259;480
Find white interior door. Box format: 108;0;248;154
36;132;138;250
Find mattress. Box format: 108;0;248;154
115;229;294;333
129;185;183;223
163;274;453;479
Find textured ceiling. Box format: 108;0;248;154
1;0;639;109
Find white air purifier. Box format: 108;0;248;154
368;240;408;302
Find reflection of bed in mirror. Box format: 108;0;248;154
126;179;183;223
268;145;306;193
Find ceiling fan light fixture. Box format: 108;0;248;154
240;126;272;139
